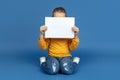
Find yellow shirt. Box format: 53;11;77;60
38;38;80;58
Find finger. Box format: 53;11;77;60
72;27;75;30
45;28;47;31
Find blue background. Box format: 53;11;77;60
0;0;120;80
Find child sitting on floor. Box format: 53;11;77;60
38;7;80;75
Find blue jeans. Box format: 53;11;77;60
41;56;78;75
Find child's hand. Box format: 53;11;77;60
40;25;47;34
72;26;79;38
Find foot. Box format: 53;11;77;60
73;57;80;64
39;57;46;65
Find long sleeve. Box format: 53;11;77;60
38;38;50;50
68;37;80;50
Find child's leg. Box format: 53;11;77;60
60;57;79;75
41;56;59;75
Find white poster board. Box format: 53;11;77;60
45;17;75;38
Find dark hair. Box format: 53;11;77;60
52;7;67;17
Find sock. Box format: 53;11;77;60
73;57;80;64
39;57;46;65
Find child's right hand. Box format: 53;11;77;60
40;25;47;34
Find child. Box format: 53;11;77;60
38;7;80;75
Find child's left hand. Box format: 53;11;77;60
72;26;79;38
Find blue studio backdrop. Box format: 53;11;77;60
0;0;120;80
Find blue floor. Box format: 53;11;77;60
0;44;120;80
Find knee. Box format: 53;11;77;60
60;57;75;75
46;70;58;75
41;62;59;75
47;63;59;75
60;63;75;75
62;70;73;75
41;56;60;75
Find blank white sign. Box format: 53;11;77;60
45;17;75;38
